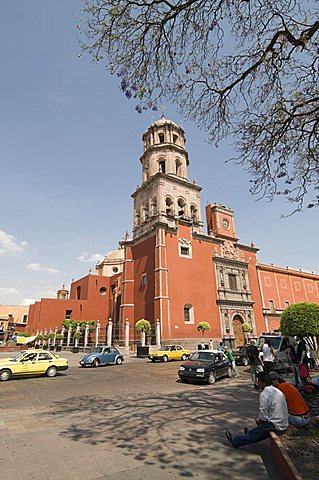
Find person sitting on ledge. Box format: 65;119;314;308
269;371;310;427
225;371;288;448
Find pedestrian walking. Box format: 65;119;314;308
246;339;263;389
224;346;239;378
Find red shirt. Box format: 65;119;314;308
277;383;309;415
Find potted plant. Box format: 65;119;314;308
48;332;56;350
242;322;253;342
42;334;49;349
72;331;82;353
35;334;43;349
135;319;151;357
55;333;64;352
196;322;211;348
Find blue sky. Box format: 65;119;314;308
0;1;318;306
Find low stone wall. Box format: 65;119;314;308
269;432;303;480
0;346;26;352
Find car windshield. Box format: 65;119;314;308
189;352;215;362
259;337;282;350
92;347;104;353
160;346;171;351
233;346;245;352
10;351;28;362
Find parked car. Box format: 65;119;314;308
178;350;231;384
79;346;124;367
0;349;68;382
148;345;191;362
232;346;249;366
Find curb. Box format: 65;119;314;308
269;432;303;480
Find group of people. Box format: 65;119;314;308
225;369;318;449
224;336;319;449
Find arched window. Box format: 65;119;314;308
190;204;198;221
184;304;194;323
175;158;182;176
135;211;141;226
159;160;166;173
178;198;186;217
151;197;157;216
165;196;174;216
142;202;149;221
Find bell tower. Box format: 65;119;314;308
132;116;203;238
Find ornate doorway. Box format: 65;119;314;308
232;315;245;347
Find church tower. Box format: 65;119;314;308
132;116;203;238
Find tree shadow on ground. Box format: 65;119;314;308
43;384;276;479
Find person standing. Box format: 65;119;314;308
246;339;263;389
225;371;289;448
208;339;214;350
296;336;310;385
260;339;275;374
269;371;310;427
224;346;239;378
217;342;224;352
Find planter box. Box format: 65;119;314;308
55;346;62;352
72;347;79;353
49;346;55;351
269;432;303;480
137;346;149;358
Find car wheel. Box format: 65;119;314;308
181;354;187;361
242;358;249;366
162;355;168;362
227;366;232;378
151;358;156;363
208;371;216;385
46;366;57;378
81;364;86;368
92;358;99;368
0;369;11;382
116;357;122;365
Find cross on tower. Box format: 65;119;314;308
160;105;166;117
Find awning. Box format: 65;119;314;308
16;335;38;344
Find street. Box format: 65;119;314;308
0;352;282;480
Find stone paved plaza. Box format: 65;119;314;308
0;351;282;480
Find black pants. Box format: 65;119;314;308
263;361;274;374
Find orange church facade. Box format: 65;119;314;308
27;118;319;347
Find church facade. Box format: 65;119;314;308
27;118;319;347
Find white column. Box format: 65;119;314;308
125;320;130;348
84;322;89;349
75;323;80;347
95;321;100;347
141;330;146;347
156;319;161;347
67;326;72;347
107;319;113;346
52;327;57;347
60;327;65;346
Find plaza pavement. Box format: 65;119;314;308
0;350;283;480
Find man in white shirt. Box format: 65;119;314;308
225;371;289;448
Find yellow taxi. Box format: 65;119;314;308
0;349;68;381
148;345;191;362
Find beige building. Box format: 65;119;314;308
0;304;29;340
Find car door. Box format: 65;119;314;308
100;347;113;364
176;346;183;360
215;353;229;377
19;352;40;374
169;346;178;360
36;352;54;373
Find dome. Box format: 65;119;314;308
152;116;180;129
104;249;125;262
